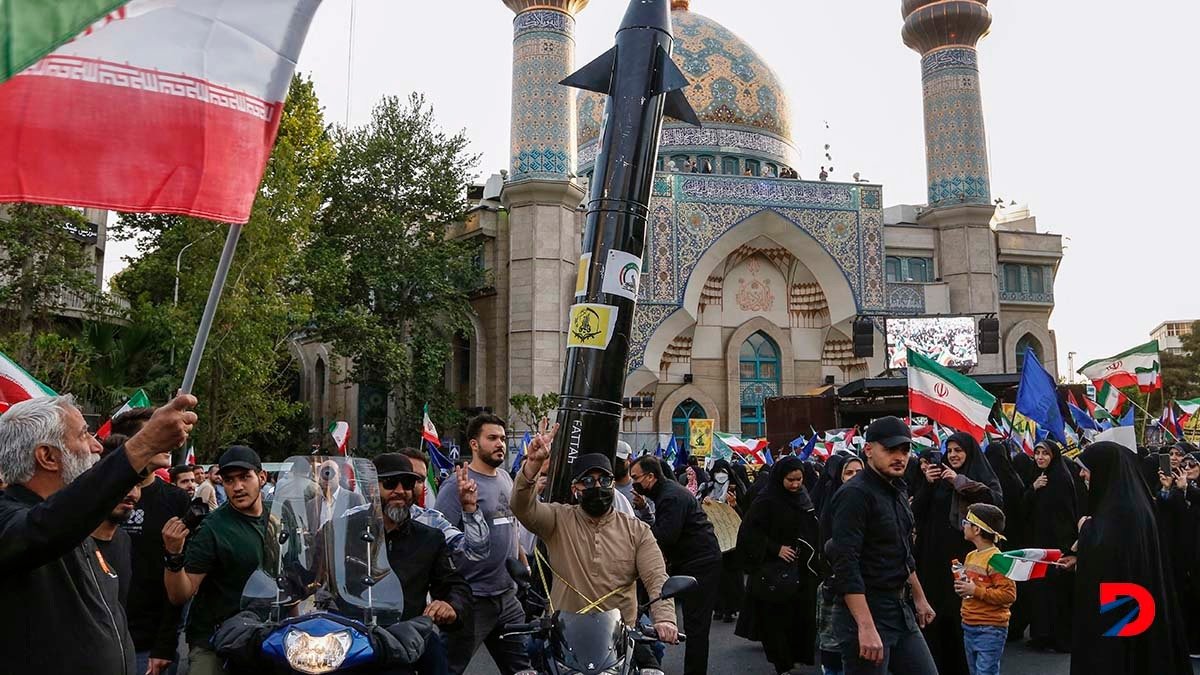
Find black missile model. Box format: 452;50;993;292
545;0;700;504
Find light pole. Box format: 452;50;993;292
1068;351;1077;384
171;230;217;365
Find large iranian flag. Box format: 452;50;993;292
1079;341;1162;393
0;0;322;223
908;349;997;441
0;351;57;413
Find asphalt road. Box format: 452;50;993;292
462;617;1087;674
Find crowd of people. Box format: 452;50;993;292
0;394;1197;675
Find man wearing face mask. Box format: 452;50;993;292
511;425;679;653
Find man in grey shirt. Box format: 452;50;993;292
434;414;528;675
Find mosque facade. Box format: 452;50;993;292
298;0;1063;451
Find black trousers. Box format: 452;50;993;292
675;558;722;675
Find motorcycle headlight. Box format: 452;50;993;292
641;670;665;675
284;628;352;674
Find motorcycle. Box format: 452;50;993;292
213;456;434;674
501;561;696;675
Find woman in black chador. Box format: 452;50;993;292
1072;441;1191;675
1022;439;1078;652
985;439;1029;639
735;455;820;674
911;432;1003;675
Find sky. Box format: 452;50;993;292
106;0;1200;378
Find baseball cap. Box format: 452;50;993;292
217;445;262;474
864;417;912;449
615;440;632;461
572;453;614;481
373;453;422;479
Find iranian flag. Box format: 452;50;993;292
988;549;1064;581
907;349;997;441
0;0;322;224
1079;341;1162;393
0;351;57;413
1176;398;1200;426
328;421;350;455
422;404;441;448
1094;382;1128;417
96;388;151;439
714;431;768;460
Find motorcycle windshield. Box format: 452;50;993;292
240;456;405;626
552;609;624;674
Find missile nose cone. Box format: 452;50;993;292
619;0;672;33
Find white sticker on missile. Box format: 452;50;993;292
601;250;642;301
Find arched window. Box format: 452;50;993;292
314;357;327;432
745;159;761;177
721;157;740;175
739;332;780;438
1016;334;1042;372
672;399;707;454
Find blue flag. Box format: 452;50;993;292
788;435;806;451
511;431;531;476
428;440;454;477
1117;405;1135;428
664;436;678;464
763;449;775;466
674;437;690;471
798;434;819;461
1015;348;1066;444
1068;400;1102;432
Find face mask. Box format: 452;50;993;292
631;480;648;496
713;471;729;484
578;486;614;517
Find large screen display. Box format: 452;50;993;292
886;317;979;369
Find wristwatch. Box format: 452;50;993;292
164;552;186;572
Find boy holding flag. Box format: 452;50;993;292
954;504;1017;675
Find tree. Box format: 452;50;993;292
307;94;483;446
0;204;109;360
110;75;333;460
1161;321;1200;402
509;393;560;431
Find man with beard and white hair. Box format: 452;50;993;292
434;413;530;674
371;452;472;674
0;393;198;675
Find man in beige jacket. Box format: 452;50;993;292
512;421;678;646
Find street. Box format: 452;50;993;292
464;616;1200;674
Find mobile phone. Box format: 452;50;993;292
929;450;944;466
1159;454;1173;475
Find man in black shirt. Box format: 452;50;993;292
827;416;937;675
629;456;722;675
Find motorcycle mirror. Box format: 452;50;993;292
506;558;532;584
657;575;698;601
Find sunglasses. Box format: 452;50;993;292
1183;461;1200;469
380;474;419;491
575;475;614;489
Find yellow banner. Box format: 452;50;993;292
688;419;714;457
566;303;617;350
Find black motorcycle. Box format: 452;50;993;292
501;564;695;675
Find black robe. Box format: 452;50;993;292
985;440;1029;639
1072;442;1191;675
911;433;1002;675
1022;439;1078;652
734;457;820;671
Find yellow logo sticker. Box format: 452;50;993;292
567;303;618;350
575;253;592;297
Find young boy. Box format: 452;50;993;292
955;503;1017;675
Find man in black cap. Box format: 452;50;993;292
162;445;270;675
373;453;472;675
827;416;937;675
512;431;678;656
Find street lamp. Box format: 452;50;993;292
171;230;218;365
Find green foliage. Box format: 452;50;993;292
307;93;482;446
1162;321;1200;402
509;393;560;431
109;75;332;460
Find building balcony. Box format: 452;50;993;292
999;289;1054;305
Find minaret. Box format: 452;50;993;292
902;0;993;207
500;0;588;413
902;0;1001;372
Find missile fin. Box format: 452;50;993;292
651;45;691;96
664;89;701;127
560;46;618;95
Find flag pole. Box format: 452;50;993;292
1124;390;1179;444
180;224;242;396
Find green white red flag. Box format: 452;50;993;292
988;548;1064;581
0;350;57;413
422;404;441;448
96;388;152;439
1094;382;1128;417
907;349;997;441
0;0;322;223
1176;398;1200;426
714;431;768;460
1078;341;1161;393
328;420;350;455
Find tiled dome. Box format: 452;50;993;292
577;6;798;172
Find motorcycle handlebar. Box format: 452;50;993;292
636;625;687;643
